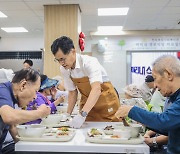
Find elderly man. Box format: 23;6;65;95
0;68;51;153
115;55;180;154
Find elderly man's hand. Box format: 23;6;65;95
115;105;133;119
38;104;51;118
144;137;154;146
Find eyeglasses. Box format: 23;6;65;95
54;57;67;63
54;50;73;63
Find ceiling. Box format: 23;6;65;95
0;0;180;38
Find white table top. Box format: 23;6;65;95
15;122;150;154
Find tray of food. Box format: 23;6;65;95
17;126;76;142
86;127;144;144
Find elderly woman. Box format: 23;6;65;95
121;84;148;110
26;74;64;124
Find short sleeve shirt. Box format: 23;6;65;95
0;82;17;150
61;54;109;91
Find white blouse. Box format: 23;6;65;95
60;54;109;91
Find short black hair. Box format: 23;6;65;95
145;75;154;83
12;68;40;83
23;59;33;67
51;36;75;55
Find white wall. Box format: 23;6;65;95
0;37;44;72
0;37;43;50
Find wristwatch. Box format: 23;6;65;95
80;110;88;117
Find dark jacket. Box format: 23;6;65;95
128;89;180;154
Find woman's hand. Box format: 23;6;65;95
50;87;57;100
54;96;65;106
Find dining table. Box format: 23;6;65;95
15;122;150;154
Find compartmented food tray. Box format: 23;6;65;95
86;134;144;144
16;132;75;142
17;127;75;142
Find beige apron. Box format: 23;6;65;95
70;55;120;121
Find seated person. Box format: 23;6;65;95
0;69;50;153
149;88;166;112
52;76;69;102
144;98;171;153
121;84;148;110
23;59;33;69
52;75;66;91
140;75;155;103
26;74;65;124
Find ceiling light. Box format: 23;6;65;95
98;26;123;32
91;26;124;35
1;27;28;32
98;8;129;16
0;11;7;18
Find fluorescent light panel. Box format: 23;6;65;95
98;26;123;31
0;11;7;18
98;8;129;16
91;26;124;35
1;27;28;32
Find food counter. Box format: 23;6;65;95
15;122;150;153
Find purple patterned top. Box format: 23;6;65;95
26;92;57;124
